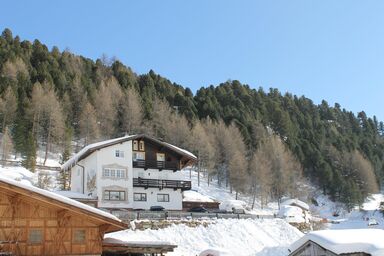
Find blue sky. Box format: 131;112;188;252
1;1;384;120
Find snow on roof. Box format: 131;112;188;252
199;248;231;256
279;205;303;217
53;190;95;200
103;237;174;246
62;135;136;170
163;141;197;159
281;199;310;211
62;134;197;170
0;175;121;222
183;190;215;202
278;205;306;224
289;229;384;256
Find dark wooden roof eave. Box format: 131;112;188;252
63;134;197;171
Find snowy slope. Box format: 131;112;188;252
106;218;303;256
183;169;277;215
311;193;384;229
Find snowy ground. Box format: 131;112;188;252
106;218;303;256
183;169;277;215
312;193;384;230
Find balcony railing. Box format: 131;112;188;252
133;160;179;171
133;178;191;191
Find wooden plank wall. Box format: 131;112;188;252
0;192;103;256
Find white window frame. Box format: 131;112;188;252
133;193;147;201
157;194;170;202
103;190;126;201
115;150;124;158
103;168;126;179
133;152;145;161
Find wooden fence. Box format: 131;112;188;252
110;210;274;222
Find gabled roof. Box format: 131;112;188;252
289;229;384;256
62;134;197;171
281;199;310;211
0;176;127;232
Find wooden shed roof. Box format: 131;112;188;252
0;176;128;233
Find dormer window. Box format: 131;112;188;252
115;150;124;158
133;140;145;151
133;140;139;151
139;141;145;151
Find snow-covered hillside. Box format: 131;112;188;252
312;193;384;229
182;169;277;215
106;218;303;256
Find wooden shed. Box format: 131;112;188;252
0;176;128;255
288;229;384;256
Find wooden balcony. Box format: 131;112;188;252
133;160;179;171
133;178;191;191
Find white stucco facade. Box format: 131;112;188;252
68;136;194;210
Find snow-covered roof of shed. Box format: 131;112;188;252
62;134;197;170
281;199;310;211
289;229;384;256
0;175;121;223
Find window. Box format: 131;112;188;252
133;152;145;161
103;169;110;177
103;168;126;179
134;193;147;201
29;229;43;244
116;169;125;178
115;150;124;158
156;153;165;161
139;141;145;151
104;190;126;201
133;140;139;151
157;194;169;202
73;230;86;243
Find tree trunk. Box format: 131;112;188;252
197;152;201;187
252;191;257;209
43;117;52;166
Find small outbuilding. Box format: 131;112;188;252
281;199;310;212
0;176;127;255
288;229;384;256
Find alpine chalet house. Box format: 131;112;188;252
62;135;197;211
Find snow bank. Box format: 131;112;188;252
106;218;303;256
183;190;215;202
0;166;36;186
289;229;384;256
219;200;246;212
